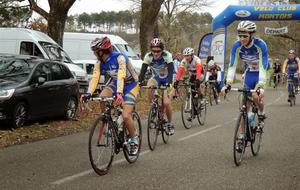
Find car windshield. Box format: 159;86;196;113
0;57;35;82
39;42;72;63
115;44;140;60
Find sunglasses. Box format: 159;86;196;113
151;49;162;54
238;34;250;38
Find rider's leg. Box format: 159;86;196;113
98;87;113;138
146;78;157;103
163;90;173;123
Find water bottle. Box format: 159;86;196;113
248;112;255;128
117;115;123;131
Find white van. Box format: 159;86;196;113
0;28;89;93
63;32;142;72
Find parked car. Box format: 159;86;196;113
0;27;89;93
0;54;80;128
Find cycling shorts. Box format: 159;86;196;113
244;71;259;90
105;80;139;106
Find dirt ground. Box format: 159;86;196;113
0;92;183;149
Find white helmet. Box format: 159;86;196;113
237;21;257;33
289;49;295;54
207;60;215;68
183;47;194;56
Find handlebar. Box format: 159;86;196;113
230;87;256;93
141;85;168;89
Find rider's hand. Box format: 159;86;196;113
115;93;124;105
173;80;179;89
80;93;91;103
224;84;231;94
195;80;201;89
256;87;264;97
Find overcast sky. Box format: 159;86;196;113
32;0;239;18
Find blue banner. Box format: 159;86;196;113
198;33;213;59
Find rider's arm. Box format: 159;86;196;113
226;41;241;84
87;62;101;95
256;40;269;88
205;70;210;81
175;61;185;81
282;59;288;74
196;61;203;80
138;52;151;83
167;62;174;84
116;55;127;94
297;57;300;73
217;66;222;82
138;63;148;83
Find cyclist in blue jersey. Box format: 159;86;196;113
282;49;300;100
138;37;175;135
81;36;140;155
225;21;269;137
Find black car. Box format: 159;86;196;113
0;54;80;128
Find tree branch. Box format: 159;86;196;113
277;34;300;43
28;0;48;19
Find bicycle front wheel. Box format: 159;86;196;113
147;104;159;150
123;111;142;163
251;113;263;156
88;116;115;176
181;95;193;129
162;122;169;144
197;98;206;126
233;112;246;166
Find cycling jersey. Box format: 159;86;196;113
284;57;300;75
205;64;221;81
273;62;281;73
227;37;269;88
176;55;203;81
88;52;138;95
139;50;174;84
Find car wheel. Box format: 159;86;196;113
12;102;27;128
65;97;78;120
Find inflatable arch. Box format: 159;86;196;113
210;4;300;84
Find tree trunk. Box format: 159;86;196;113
139;0;164;58
28;0;76;46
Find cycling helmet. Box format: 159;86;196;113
90;36;111;51
150;37;164;49
237;21;257;33
207;60;215;68
288;49;295;54
182;47;194;56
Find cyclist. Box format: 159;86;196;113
272;58;281;88
81;36;140;155
205;56;222;103
138;37;175;135
174;47;204;114
282;49;300;100
225;21;269;137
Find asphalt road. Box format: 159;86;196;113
0;88;299;190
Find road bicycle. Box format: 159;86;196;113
231;88;264;166
179;80;206;129
142;86;172;151
205;80;219;105
286;73;298;107
273;73;281;90
87;96;142;175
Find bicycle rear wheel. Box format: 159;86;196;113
88;116;115;175
147;104;159;150
123;111;142;163
161;122;169;144
197;98;206;125
233;113;246;166
212;87;218;105
251;113;263;156
181;95;193;129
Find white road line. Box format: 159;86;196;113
51;150;151;185
51;91;283;186
178;124;222;141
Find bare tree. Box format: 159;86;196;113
28;0;76;46
139;0;164;58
